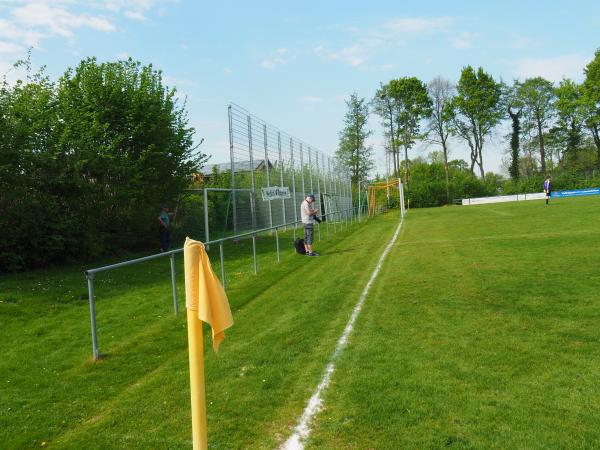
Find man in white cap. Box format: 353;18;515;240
300;194;319;256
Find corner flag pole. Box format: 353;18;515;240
184;237;234;450
187;309;208;450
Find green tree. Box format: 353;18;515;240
517;77;556;174
554;78;584;164
0;58;59;271
372;83;399;176
55;57;204;253
336;93;374;189
450;66;503;178
505;81;524;180
388;77;432;186
0;56;205;271
426;76;454;201
582;49;600;168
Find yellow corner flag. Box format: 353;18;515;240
184;237;233;450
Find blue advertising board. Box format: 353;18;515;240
551;188;600;198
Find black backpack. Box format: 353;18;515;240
294;238;306;255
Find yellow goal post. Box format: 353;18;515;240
367;179;406;217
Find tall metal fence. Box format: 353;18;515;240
224;103;352;238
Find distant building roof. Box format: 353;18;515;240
199;159;274;175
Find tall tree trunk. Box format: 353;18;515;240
537;118;546;174
403;145;409;187
508;108;521;180
478;145;485;179
476;129;485;179
442;140;449;203
388;106;396;177
591;124;600;169
469;148;477;176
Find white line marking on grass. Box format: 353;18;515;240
281;218;404;450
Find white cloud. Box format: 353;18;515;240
451;32;475;49
313;45;324;55
260;57;286;70
0;41;25;54
326;16;455;67
0;18;44;47
299;96;323;103
162;75;197;88
12;3;116;38
116;52;129;59
507;34;536;50
99;0;177;20
382;17;453;34
329;45;366;66
0;0;175;56
0;59;28;85
276;47;288;54
358;63;396;72
514;53;589;82
260;59;276;69
124;10;147;21
222;67;233;75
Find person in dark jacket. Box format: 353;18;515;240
158;205;171;251
543;176;552;205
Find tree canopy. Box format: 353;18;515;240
0;57;204;271
450;66;503;178
336;93;374;187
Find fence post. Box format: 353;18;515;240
264;123;273;231
278;132;286;231
329;158;336;234
397;178;402;218
203;188;210;248
316;150;322;242
247;115;257;231
86;273;100;360
275;227;280;262
219;242;226;290
228;105;237;235
290;137;298;240
169;253;179;315
358;181;362;222
252;234;258;274
299;143;306;199
349;178;353;225
308;147;314;194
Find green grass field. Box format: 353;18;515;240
2;197;600;449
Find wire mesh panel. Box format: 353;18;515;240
227;103;351;233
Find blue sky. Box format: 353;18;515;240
1;0;599;174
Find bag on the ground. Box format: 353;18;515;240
294;238;306;255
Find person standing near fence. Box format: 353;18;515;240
301;194;319;256
544;176;552;205
158;205;171;252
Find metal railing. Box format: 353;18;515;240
84;205;367;360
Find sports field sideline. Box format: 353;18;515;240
2;196;600;449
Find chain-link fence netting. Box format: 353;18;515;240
225;103;352;235
171;104;353;244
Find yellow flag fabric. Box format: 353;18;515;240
184;237;233;352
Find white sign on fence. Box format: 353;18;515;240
261;186;291;201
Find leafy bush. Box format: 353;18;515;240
0;58;203;272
